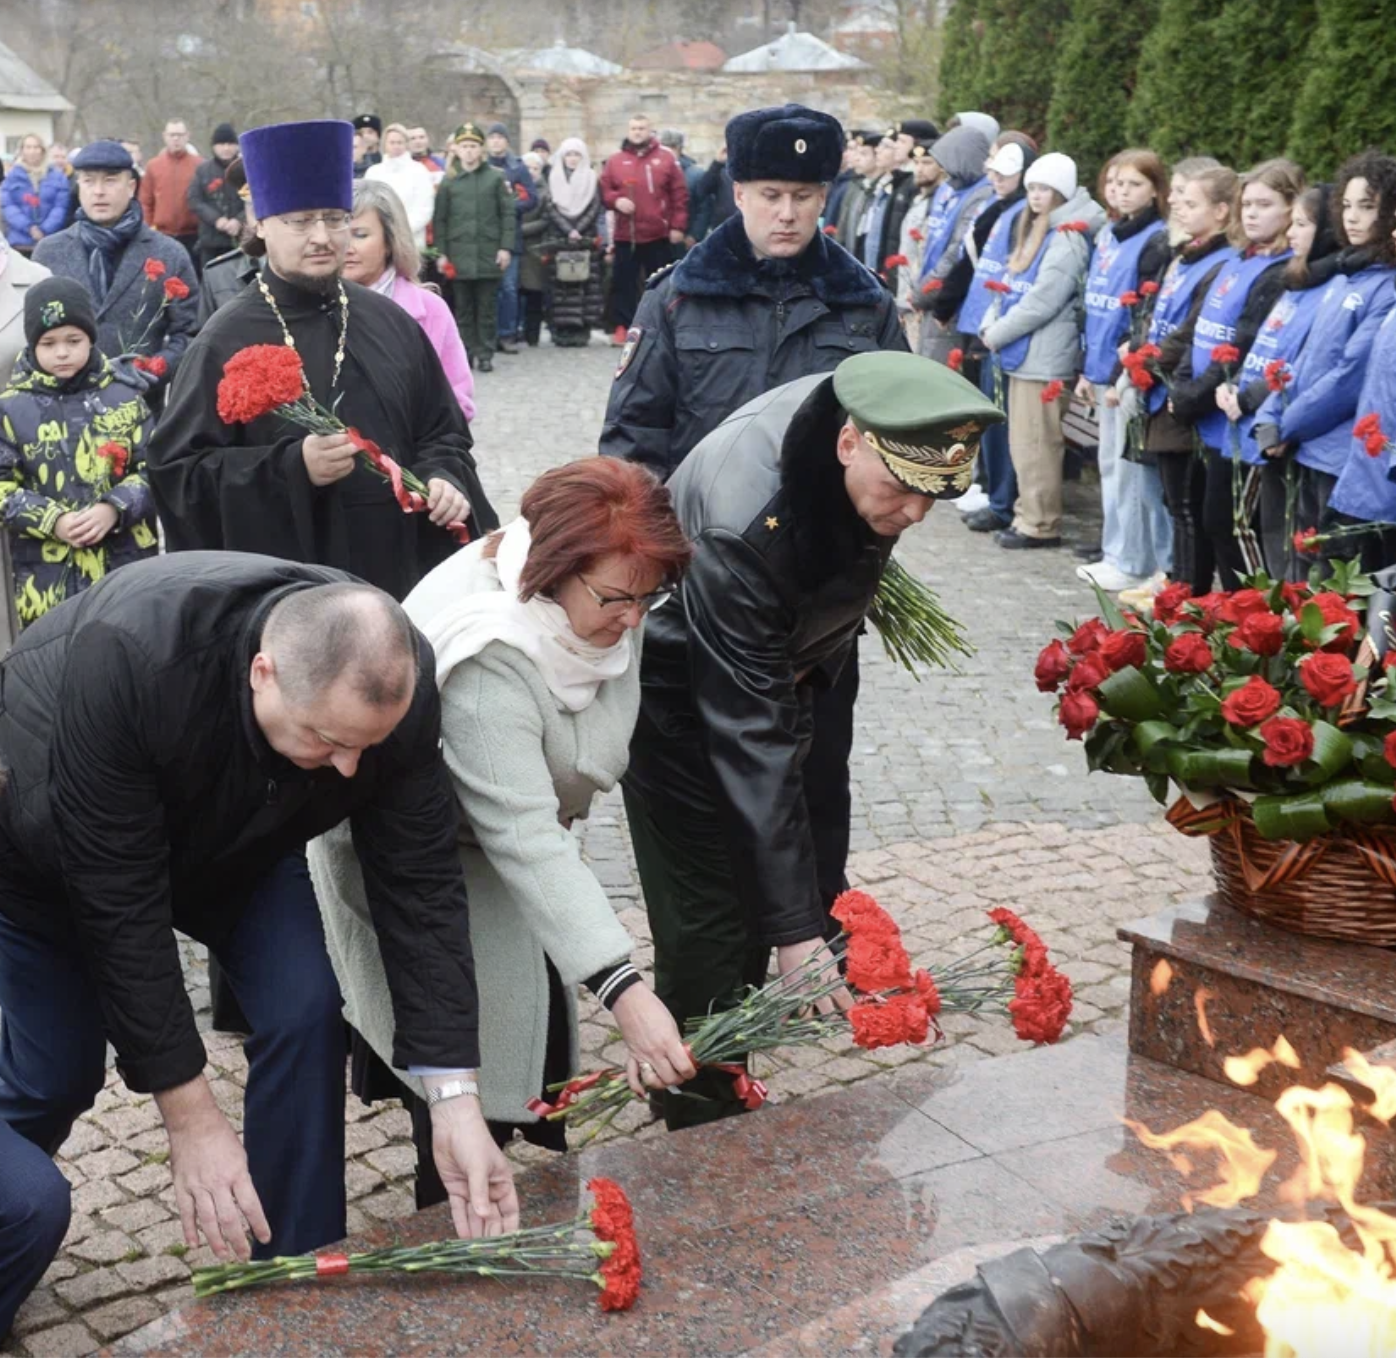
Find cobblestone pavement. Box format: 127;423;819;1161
4;340;1212;1356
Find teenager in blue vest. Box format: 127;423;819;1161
1327;302;1396;570
1222;186;1338;578
911;123;993;364
1248;153;1396;556
1128;166;1238;595
951;135;1038;533
1075;150;1171;592
1170;159;1302;589
977;153;1106;548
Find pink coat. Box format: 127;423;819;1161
390;275;476;423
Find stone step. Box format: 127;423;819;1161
1119;897;1396;1103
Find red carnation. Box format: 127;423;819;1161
1041;379;1064;404
984;279;1011;294
163;276;190;301
845;928;914;994
1304;591;1361;651
884;254;909;270
143;259;167;280
913;968;941;1017
822;224;838;235
1067;618;1109;655
909;227;925;242
921;278;943;293
440;260;458;279
1129;366;1155;391
1259;716;1314;767
216;344;307;425
1009;965;1073;1044
1164;632;1214;674
988;907;1048;978
1034;638;1072;692
589;1177;641;1311
1299;651;1357;707
947;348;964;372
1119;290;1141;307
1099;628;1146;673
1292;526;1321;556
850;993;930;1050
1057;220;1089;233
514;182;529;201
1218;588;1272;625
22;193;40;208
207;177;224;192
1136;343;1162;362
1210;343;1241;366
133;354;168;378
830;888;892;931
1153;581;1193;624
1356;412;1390;457
1067;651;1110;693
1140;280;1160;296
1219;675;1282;727
96;441;130;479
1058;690;1100;740
1264;359;1292;393
1228;611;1284;657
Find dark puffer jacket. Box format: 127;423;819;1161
599;214;906;478
544;180;604;339
186;156;245;257
625;373;891;947
0;552;480;1093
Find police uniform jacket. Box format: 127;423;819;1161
599;213;906;479
624;372;892;948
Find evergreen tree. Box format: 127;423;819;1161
1126;0;1232;160
1213;0;1317;167
1288;0;1396;178
974;0;1071;140
937;0;988;123
1046;0;1156;186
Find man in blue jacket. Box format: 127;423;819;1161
484;123;536;354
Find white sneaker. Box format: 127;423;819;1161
1118;571;1169;608
955;485;989;515
1076;560;1144;592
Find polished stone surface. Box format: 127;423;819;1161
113;1034;1389;1357
1121;898;1396;1099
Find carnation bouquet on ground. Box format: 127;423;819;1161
528;890;1072;1136
1035;561;1396;841
192;1178;641;1311
215;344;470;543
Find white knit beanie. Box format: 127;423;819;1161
1024;152;1077;202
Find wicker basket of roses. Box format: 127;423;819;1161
1037;561;1396;946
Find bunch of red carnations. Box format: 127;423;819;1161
192;1177;641;1311
1036;563;1396;841
528;889;1071;1137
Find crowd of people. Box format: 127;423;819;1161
818;115;1396;598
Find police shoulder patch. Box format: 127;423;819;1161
615;327;644;379
645;260;679;290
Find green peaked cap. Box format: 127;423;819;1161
832;350;1005;499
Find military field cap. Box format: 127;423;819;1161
833;351;1005;498
899;118;940;142
452;123;485;145
849;128;882;148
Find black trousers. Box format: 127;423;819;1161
1158;450;1212;593
1199;445;1263;591
624;650;859;1132
610;239;673;331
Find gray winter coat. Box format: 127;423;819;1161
978;188;1107;383
32;222;198;387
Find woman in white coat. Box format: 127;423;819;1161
365;123;437;249
310;457;696;1204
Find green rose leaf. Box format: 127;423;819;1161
1097;666;1165;721
1320;777;1396;827
1251;790;1332;841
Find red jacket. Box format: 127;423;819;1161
138;149;203;237
599;136;689;245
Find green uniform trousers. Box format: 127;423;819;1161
452;277;501;362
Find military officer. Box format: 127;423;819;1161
622;350;1002;1130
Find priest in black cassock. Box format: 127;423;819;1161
149;118;498;602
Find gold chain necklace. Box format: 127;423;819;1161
258;272;349;394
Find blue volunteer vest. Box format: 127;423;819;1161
1143;245;1238;415
1082;217;1167;383
1291;266;1396;475
1238;286;1327;460
995;229;1054;373
919;176;989;277
956;198;1026;337
1329;306;1396;522
1189;249;1292;450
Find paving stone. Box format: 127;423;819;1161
16;1322;97;1357
115;1255;189;1291
11;1288;69;1337
66;1230;138;1266
68;1148;138;1181
114;1165;169;1198
69;1180;126;1217
55;1266;133;1310
99;1199;170;1235
85;1296;163;1343
364;1144;417;1181
131;1219;187;1257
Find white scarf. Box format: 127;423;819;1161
368;265;397;298
405;516;632;712
548;138;599;223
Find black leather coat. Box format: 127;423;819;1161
598;214;906;479
625;374;891;947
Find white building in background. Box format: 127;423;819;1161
0;39;73;162
722;25;868;74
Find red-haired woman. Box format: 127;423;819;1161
309;458;695;1200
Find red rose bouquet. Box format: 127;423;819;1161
216;345;470;542
192;1178;641;1310
528;889;1071;1136
1036;562;1396;841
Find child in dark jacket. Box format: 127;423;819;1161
0;277;157;627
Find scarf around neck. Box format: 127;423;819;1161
548;138;598;221
369;266;398;298
77;201;144;302
405;516;632;712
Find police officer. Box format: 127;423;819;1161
599;103;906;480
622;352;1003;1130
600;104;909;940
